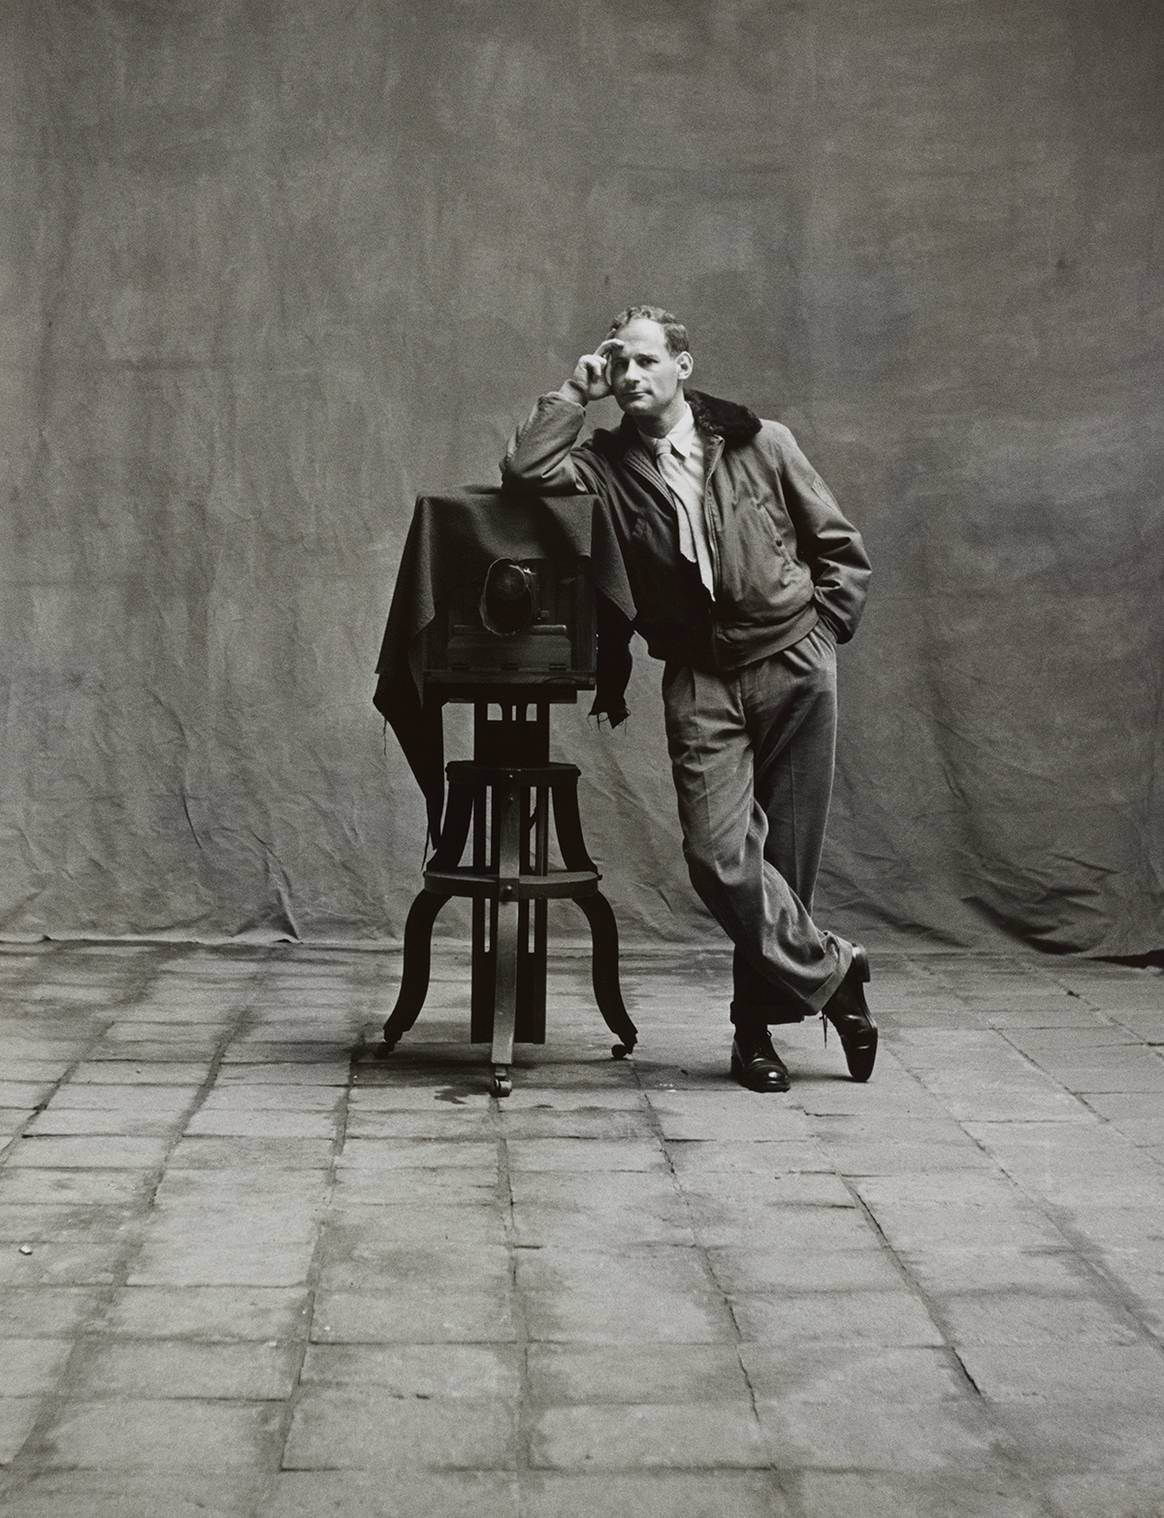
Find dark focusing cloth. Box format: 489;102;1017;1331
373;488;637;842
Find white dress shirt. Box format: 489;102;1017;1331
636;403;715;598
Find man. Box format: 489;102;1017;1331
501;305;875;1093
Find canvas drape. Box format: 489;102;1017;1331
1;0;1160;956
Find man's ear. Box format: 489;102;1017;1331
677;350;694;380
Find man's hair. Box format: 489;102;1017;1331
606;304;690;357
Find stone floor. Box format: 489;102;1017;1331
0;938;1162;1517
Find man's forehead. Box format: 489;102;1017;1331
609;318;669;353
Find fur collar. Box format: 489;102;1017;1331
687;389;763;446
596;388;762;458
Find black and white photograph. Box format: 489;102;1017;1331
1;2;1162;1513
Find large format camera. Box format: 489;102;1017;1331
422;556;596;691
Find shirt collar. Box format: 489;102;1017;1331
638;402;696;460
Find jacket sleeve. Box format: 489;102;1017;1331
772;423;871;644
500;392;602;494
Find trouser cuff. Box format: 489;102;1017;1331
801;937;853;1013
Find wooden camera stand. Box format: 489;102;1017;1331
383;696;637;1096
382;545;637;1096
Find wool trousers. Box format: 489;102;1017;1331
662;622;852;1025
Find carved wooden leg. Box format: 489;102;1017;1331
529;779;549;1041
575;890;638;1056
430;770;475;869
489;775;521;1096
549;769;596;871
383;887;448;1048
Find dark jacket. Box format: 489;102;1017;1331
501;387;871;671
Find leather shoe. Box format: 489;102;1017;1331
821;944;878;1082
730;1027;791;1093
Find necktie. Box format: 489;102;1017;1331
653;439;715;596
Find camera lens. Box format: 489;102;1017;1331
490;564;528;603
481;560;536;636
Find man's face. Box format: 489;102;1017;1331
606;318;692;422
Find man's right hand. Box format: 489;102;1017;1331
560;339;624;405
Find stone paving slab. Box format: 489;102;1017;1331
32;1398;283;1469
181;1108;340;1139
931;1289;1142;1346
995;1396;1164;1473
518;1237;707;1287
518;1471;792;1518
0;1085;56;1109
525;1285;736;1344
300;1342;521;1399
707;1243;903;1292
0;1205;139;1244
310;1287;518;1344
199;1085;343;1111
756;1393;1005;1474
741;1343;969;1402
529;1400;768;1469
666;1136;831;1172
0;1402;46;1464
506;1137;668;1171
66;1061;213;1085
0;1289;105;1336
69;1339;300;1399
0;1470;267;1518
858;1201;1068;1252
0;941;1163;1514
255;1470;521;1518
153;1170;328;1206
0;1242;124;1286
730;1287;946;1346
897;1246;1092;1295
5;1137;171;1170
167;1136;336;1170
98;1285;309;1341
526;1343;749;1403
319;1237;511;1292
24;1108;183;1137
0;1342;74;1397
282;1387;515;1469
88;1038;223;1062
955;1340;1164;1403
792;1471;1047;1518
1045;1471;1164;1518
40;1082;200;1111
213;1062;352;1085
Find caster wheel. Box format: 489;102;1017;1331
491;1071;512;1098
611;1043;630;1059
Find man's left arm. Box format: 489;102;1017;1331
771;423;871;644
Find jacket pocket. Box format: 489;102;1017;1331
717;495;795;616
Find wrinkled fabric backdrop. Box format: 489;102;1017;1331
2;0;1161;957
